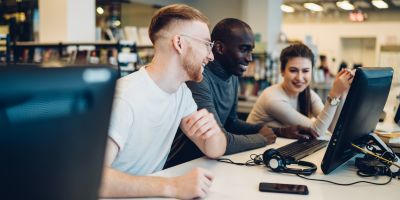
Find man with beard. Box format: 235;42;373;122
165;18;316;168
99;4;226;199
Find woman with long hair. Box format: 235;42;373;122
247;43;353;137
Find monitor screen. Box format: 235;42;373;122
321;67;393;174
0;66;117;200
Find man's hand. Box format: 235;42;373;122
276;125;318;140
168;168;214;199
258;125;277;144
181;109;222;140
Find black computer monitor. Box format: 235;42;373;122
0;66;117;200
321;67;393;174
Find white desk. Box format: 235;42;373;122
137;137;398;200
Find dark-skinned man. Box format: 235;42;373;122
165;18;317;168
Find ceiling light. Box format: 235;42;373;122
281;4;295;13
304;3;324;12
96;7;104;15
372;0;389;9
336;1;355;10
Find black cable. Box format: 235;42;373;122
216;154;264;166
217;151;395;185
356;170;379;177
296;170;393;186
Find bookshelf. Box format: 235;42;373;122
0;34;11;65
8;40;153;77
239;52;278;97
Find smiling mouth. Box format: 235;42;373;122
292;82;305;87
239;64;248;71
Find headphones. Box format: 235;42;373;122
262;149;317;176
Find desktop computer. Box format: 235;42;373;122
321;67;399;174
0;66;117;200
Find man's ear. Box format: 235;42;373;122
213;41;224;55
172;35;183;54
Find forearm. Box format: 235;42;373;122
312;101;338;135
225;118;263;135
99;167;175;198
225;133;267;155
202;131;227;158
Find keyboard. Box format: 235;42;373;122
276;139;329;161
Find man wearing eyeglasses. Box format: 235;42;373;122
100;4;226;199
166;18;314;168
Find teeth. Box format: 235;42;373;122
240;64;248;70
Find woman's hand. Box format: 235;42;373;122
329;69;354;98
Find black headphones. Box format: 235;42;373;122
262;149;317;176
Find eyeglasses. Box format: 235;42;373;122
180;34;214;53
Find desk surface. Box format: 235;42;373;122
144;138;399;200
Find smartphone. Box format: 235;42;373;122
259;182;309;195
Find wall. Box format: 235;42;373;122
282;22;400;72
185;0;242;28
39;0;95;42
122;3;157;27
124;0;243;31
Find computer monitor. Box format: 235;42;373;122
0;66;117;200
321;67;393;174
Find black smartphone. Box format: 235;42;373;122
259;182;309;195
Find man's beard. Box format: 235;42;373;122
183;46;203;82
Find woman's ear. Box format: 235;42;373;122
172;35;183;54
213;41;224;55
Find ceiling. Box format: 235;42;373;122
283;0;400;12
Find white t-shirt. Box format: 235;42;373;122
247;83;337;135
108;67;197;175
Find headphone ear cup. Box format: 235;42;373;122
263;149;285;172
263;149;278;165
262;149;317;175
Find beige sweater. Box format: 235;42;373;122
247;83;338;135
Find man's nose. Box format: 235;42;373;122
245;52;252;63
207;51;214;61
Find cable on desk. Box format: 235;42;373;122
216;154;264;166
296;170;393;186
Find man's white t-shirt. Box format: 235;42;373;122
108;67;197;175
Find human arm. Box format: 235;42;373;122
99;139;214;199
224;91;266;135
266;70;353;136
187;78;268;155
180;109;226;158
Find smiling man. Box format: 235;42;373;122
100;4;226;199
165;18;311;168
